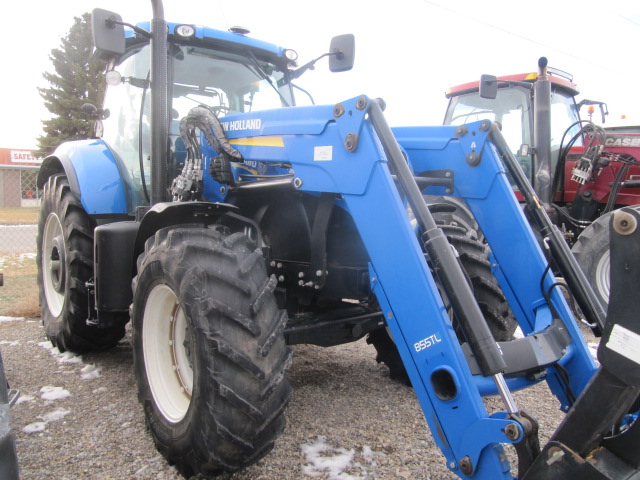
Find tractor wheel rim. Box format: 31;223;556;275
142;284;193;423
594;250;610;304
42;213;65;317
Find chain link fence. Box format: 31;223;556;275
0;166;40;255
0;166;41;316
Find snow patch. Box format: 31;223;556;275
81;364;100;380
0;340;19;346
58;351;83;364
301;436;372;480
40;386;71;401
37;341;57;353
361;446;375;464
15;394;35;405
588;342;600;365
39;408;71;423
92;387;108;394
23;408;71;434
22;421;47;434
38;341;83;365
0;316;24;322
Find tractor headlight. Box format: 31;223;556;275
284;49;298;61
175;24;195;38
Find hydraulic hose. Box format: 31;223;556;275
490;124;606;334
368;98;507;377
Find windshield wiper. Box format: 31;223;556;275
244;50;290;107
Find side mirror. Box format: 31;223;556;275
92;8;125;62
81;103;110;120
480;74;498;100
81;103;98;117
329;34;355;73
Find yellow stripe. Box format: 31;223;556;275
234;164;260;175
229;136;284;147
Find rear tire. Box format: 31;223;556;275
131;225;292;477
36;174;126;353
368;210;516;383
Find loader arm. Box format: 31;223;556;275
219;95;639;479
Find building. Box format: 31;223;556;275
0;149;42;208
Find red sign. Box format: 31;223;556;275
10;150;40;164
0;148;42;166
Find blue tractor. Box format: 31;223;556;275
36;1;640;478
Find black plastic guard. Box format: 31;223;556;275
597;207;640;387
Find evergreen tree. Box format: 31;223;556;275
37;13;106;157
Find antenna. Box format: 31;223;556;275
216;0;230;31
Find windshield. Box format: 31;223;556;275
444;85;582;182
100;43;292;211
550;91;582;153
170;45;293;118
444;86;533;178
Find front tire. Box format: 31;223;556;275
571;206;640;313
36;174;126;353
438;213;516;342
132;225;292;477
368;210;516;383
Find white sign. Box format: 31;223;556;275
607;324;640;366
314;146;333;161
10;150;41;164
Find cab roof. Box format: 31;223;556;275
446;72;580;98
127;21;285;59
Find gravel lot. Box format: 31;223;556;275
1;317;575;480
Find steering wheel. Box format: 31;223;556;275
210;106;230;115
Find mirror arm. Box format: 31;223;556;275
290;52;337;80
107;18;151;39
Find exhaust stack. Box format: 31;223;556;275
150;0;169;204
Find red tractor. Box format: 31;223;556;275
443;58;640;311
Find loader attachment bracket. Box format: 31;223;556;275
461;317;571;377
523;440;640;480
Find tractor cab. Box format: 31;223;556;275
443;71;582;183
95;21;297;211
89;11;354;212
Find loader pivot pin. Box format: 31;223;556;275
613;210;637;235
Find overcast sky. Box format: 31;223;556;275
1;0;639;150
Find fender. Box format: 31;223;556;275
133;201;255;260
36;139;129;216
93;201;253;326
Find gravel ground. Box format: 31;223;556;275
1;317;580;480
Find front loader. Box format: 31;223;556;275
35;2;640;478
